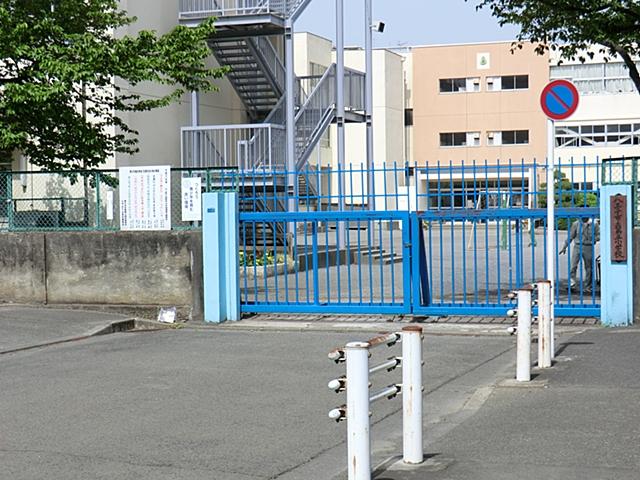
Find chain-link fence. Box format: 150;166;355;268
601;157;639;226
0;168;238;232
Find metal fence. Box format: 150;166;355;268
1;160;603;231
601;157;639;226
230;159;602;316
0;168;238;232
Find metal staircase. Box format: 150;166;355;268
209;36;284;120
178;0;365;244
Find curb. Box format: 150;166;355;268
179;320;597;336
0;318;173;355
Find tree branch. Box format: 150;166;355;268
602;42;640;94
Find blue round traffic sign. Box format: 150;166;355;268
540;80;579;120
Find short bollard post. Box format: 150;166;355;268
537;280;552;369
401;326;423;464
345;342;371;480
516;288;533;382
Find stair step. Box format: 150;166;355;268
359;250;402;265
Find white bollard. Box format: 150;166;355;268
345;342;371;480
537;280;552;369
516;288;532;382
401;326;424;464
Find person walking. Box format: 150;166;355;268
559;218;600;291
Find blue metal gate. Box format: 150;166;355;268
235;161;601;318
411;208;600;317
239;210;412;314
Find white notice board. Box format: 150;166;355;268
119;166;171;231
181;177;202;222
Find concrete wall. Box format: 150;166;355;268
0;231;203;319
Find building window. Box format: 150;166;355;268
555;122;640;147
439;77;481;93
404;108;414;127
551;62;639;94
440;132;480;147
487;75;529;91
487;130;529;146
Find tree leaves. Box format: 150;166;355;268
471;0;640;93
0;0;227;169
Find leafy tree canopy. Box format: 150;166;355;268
472;1;640;94
0;0;225;170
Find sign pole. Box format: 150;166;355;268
546;119;556;358
540;79;579;360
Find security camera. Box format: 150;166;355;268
372;21;385;33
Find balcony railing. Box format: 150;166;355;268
179;0;295;19
181;124;286;170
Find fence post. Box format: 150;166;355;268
345;341;371;480
516;287;533;382
95;171;101;229
401;326;423;464
537;280;552;368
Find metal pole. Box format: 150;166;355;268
537;280;552;369
365;0;375;211
401;326;423;464
336;0;346;247
345;341;371;480
191;90;201;177
546;119;556;358
285;19;296;213
191;91;200;127
516;288;532;382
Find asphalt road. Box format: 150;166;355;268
0;323;515;480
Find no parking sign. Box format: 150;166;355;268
540;79;579;120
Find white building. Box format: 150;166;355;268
550;48;640;184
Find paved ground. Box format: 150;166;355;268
374;327;640;480
0;306;129;353
0;307;519;480
4;307;633;480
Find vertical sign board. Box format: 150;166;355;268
181;177;202;222
610;194;628;263
119;166;171;231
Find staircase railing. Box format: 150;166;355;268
181;124;285;170
179;0;312;20
182;63;364;172
294;64;335;164
249;36;285;93
179;0;281;19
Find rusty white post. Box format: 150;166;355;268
516;288;533;382
401;326;423;464
537;280;552;368
345;342;371;480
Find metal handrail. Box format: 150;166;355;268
181;124;286;170
179;0;282;18
178;0;311;20
250;36;285;93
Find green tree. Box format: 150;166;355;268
0;0;226;170
471;1;640;94
539;171;598;229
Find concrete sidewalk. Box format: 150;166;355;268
0;305;130;353
374;327;640;480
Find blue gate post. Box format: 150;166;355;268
202;192;240;323
600;185;633;326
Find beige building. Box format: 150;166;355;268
411;41;549;165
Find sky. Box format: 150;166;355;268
296;0;521;49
